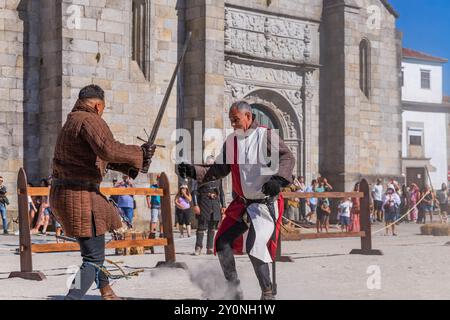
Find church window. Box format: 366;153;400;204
132;0;150;80
359;39;371;98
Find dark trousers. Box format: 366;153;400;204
215;219;272;291
299;199;306;220
65;221;109;300
195;213;219;250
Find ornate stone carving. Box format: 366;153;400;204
225;60;303;86
280;89;303;107
225;81;255;100
225;7;313;64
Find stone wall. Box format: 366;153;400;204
0;0;26;227
321;0;402;192
57;0;180;227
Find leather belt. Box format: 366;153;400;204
52;179;100;189
239;196;273;206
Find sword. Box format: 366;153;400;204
146;32;192;147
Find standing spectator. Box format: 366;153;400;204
316;177;333;233
296;176;307;222
399;185;409;223
0;176;9;235
419;186;433;224
306;179;318;224
175;184;193;238
115;175;135;225
338;198;352;232
146;176;163;238
349;182;361;232
372;178;384;222
192;156;226;255
285;181;300;222
27;183;38;228
382;185;401;236
437;183;449;223
409;183;420;223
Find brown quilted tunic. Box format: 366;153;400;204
49;100;144;238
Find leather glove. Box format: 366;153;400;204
262;176;290;197
177;162;196;180
141;143;156;174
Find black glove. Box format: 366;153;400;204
177;162;196;180
262;176;289;197
141;143;156;174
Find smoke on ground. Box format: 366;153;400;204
188;262;238;300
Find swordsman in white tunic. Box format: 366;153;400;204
178;101;295;300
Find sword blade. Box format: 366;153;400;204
148;32;192;145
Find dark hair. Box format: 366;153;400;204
79;84;105;101
40;179;49;187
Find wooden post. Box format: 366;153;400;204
9;168;46;281
276;231;294;262
155;172;187;269
350;178;383;255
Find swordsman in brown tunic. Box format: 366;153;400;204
50;85;155;300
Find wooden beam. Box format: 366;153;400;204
32;243;80;253
26;187;164;197
105;239;168;249
282;231;366;241
282;192;364;199
31;239;168;253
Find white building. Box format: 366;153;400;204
401;48;449;190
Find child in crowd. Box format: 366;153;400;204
338;198;353;232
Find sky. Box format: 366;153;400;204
389;0;450;97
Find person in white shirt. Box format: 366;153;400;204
338;198;353;232
372;178;384;222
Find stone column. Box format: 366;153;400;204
184;0;225;164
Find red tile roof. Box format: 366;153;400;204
403;48;448;63
444;96;450;104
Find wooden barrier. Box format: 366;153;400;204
9;168;185;282
278;178;382;262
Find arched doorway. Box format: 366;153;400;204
251;103;281;133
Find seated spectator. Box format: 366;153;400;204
31;178;51;235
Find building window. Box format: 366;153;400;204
132;0;150;80
408;128;423;146
359;39;371;98
401;67;404;87
421;69;431;89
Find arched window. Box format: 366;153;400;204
359;39;371;98
132;0;150;80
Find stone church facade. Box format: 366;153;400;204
0;0;402;219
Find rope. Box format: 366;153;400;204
88;260;144;281
282;216;316;233
371;191;431;235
